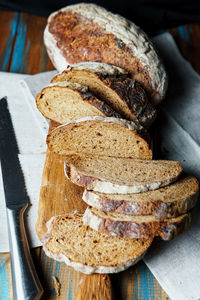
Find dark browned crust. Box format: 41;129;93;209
36;85;122;123
84;189;198;219
49;11;153;97
51;70;156;127
86;97;122;118
90;210;192;241
101;77;157;127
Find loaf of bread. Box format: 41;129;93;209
64;155;183;194
38;3;199;275
44;3;167;104
51;62;157;126
47;116;152;159
42;214;153;274
82;175;199;219
36;81;121;123
83;207;192;241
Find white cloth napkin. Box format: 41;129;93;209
143;33;200;300
0;32;200;299
0;71;55;251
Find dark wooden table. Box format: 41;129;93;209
0;10;200;300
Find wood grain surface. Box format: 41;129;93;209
74;274;112;300
35;121;86;239
2;8;200;300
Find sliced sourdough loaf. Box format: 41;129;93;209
36;81;121;123
44;3;167;104
64;155;183;194
47;116;152;159
42;214;153;274
51;63;157;127
82;175;199;219
83;207;192;241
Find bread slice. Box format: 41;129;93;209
47;116;152;159
83;207;192;240
41;214;153;274
64;155;183;194
36;81;121;123
82;175;199;219
44;3;167;104
51;63;157;127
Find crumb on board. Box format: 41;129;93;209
52;276;61;296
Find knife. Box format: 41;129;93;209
0;97;43;300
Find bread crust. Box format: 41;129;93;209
83;207;192;241
82;177;199;219
103;76;157;126
52;62;128;78
64;158;182;194
51;65;157;126
41;214;152;274
49;115;145;136
36;83;122;123
44;3;168;104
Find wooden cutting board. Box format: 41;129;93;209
35;121;86;239
35;121;112;300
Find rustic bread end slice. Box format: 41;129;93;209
83;207;192;241
64;156;183;194
82;175;199;218
47;116;152;159
36;81;121;124
51;63;157;127
41;214;153;274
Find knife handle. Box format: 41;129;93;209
7;205;43;300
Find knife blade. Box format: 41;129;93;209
0;97;43;300
0;97;27;208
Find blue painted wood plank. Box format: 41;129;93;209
178;25;192;42
68;273;72;300
0;256;11;300
0;12;19;72
139;262;153;300
10;16;29;73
